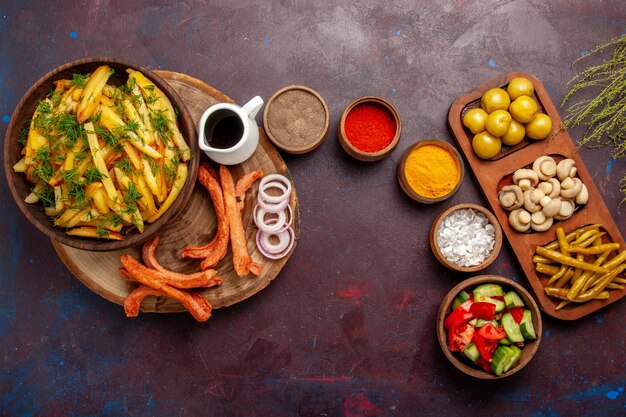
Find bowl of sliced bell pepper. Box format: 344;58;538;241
437;275;542;379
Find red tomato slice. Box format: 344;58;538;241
473;332;498;361
475;357;493;373
448;322;475;352
477;323;507;340
508;307;524;324
469;302;496;320
444;300;474;330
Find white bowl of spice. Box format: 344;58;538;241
397;139;464;203
430;203;503;272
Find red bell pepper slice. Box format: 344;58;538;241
492;295;505;302
448;322;475;352
473;332;498;361
477;323;507;340
469;302;496;320
444;300;473;330
508;306;524;324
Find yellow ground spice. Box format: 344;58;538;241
404;144;459;198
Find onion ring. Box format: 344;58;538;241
259;175;292;203
255;227;295;260
257;192;290;213
260;228;291;253
254;205;287;233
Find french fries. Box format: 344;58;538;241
14;65;190;240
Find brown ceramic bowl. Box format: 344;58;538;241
263;85;329;154
437;275;542;379
338;96;401;161
430;203;502;272
4;57;198;252
397;139;464;204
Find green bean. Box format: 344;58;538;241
545;287;610;301
535;246;610;274
576;264;626;302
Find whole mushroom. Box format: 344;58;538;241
513;169;539;191
509;208;532;232
554;199;575;221
537;178;561;199
533;156;557;181
540;196;561;218
530;211;553;232
561;177;583;199
498;185;524;210
575;184;589;205
523;189;543;213
556;158;577;181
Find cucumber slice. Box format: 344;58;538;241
469;318;478;326
498;336;512;345
502;346;522;374
475;319;499;328
452;290;471;310
490;346;513;376
463;343;480;362
504;291;525;308
519;309;537;340
501;312;524;343
475;294;506;312
473;284;504;298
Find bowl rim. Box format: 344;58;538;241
436;274;543;379
262;84;329;154
430;203;503;272
338;96;402;162
3;57;199;252
396;139;465;204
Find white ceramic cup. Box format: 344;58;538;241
198;96;264;165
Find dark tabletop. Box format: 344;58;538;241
1;1;625;416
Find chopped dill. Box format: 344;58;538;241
70;73;90;89
115;159;132;174
18;124;30;146
84;167;105;184
123;183;142;211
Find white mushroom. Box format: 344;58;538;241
531;211;553;232
498;185;524;211
561;177;583;199
556;158;577;181
513;169;540;191
545;178;561;198
575;184;589;205
533;156;557;180
541;196;561;217
523;189;542;213
554;199;575;221
509;208;532;232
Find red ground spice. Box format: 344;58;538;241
344;102;396;153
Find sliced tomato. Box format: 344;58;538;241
508;306;524;324
475;357;493;373
477;323;507;340
469;302;496;320
444;300;473;330
448;322;475;352
473;332;498;361
492;295;505;302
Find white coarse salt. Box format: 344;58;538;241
437;208;495;267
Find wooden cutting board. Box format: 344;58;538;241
51;71;300;313
448;71;625;320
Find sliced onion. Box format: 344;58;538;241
256;227;295;260
257;191;289;213
254;205;286;233
259;175;291;204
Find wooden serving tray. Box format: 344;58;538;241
448;71;625;320
51;71;300;314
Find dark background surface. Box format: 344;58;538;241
1;1;625;416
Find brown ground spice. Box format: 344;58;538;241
266;89;326;148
